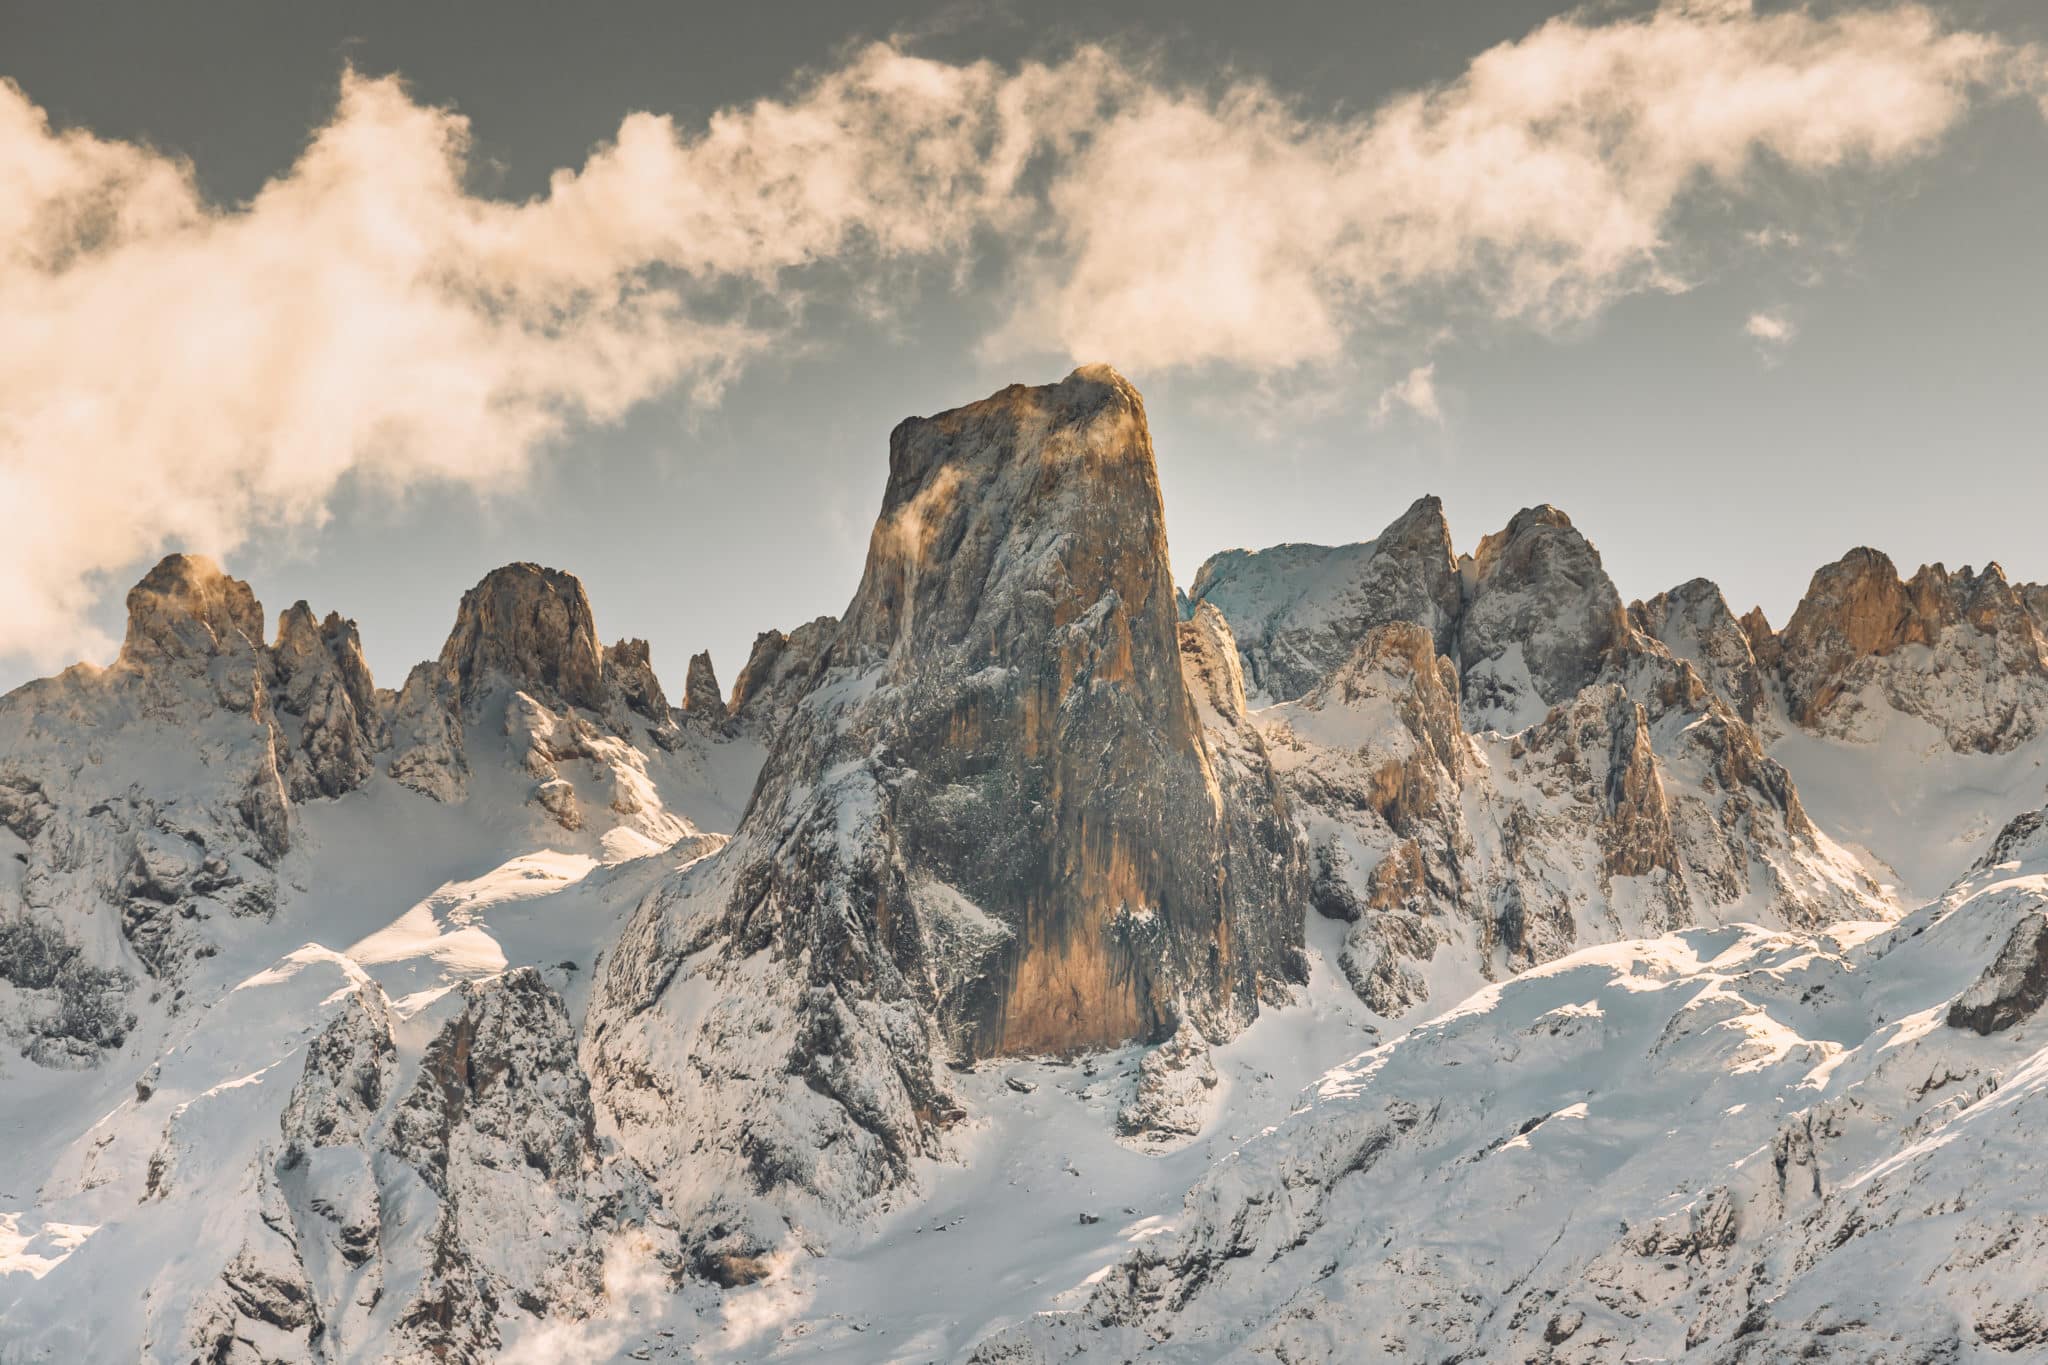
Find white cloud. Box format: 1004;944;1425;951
998;1;2025;369
0;48;1105;665
0;1;2040;663
1746;310;1798;346
1372;365;1443;426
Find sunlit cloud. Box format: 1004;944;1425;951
1;0;2042;663
1372;365;1443;427
1746;310;1798;348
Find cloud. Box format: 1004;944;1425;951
1746;310;1798;348
998;0;2027;368
0;47;1110;665
1372;365;1443;426
0;1;2040;664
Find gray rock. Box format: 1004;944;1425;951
1774;549;2048;753
1186;494;1461;704
1947;911;2048;1035
589;366;1308;1268
437;563;608;716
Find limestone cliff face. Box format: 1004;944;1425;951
120;553;269;676
436;563;607;716
2022;582;2048;631
273;603;387;800
1260;622;1475;1012
816;362;1293;1052
1177;604;1312;1001
1194;507;1886;1013
726;616;837;738
1457;505;1631;733
1771;549;2048;752
385;565;742;844
601;637;671;725
587;366;1308;1259
1631;578;1768;723
1186;495;1463;705
392;563;613;801
679;649;729;726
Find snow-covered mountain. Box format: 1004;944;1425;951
4;366;2046;1362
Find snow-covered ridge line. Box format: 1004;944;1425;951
4;365;2048;1361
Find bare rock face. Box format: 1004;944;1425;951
1177;604;1312;996
727;616;837;738
680;649;730;726
120;553;268;684
0;557;306;1059
437;563;607;716
1774;549;2048;752
2023;582;2048;630
184;970;677;1363
1115;1017;1221;1150
588;366;1307;1262
602;636;669;722
385;565;742;844
1632;578;1768;723
1458;505;1631;733
386;661;469;802
1490;683;1688;965
1947;910;2048;1034
813;362;1299;1050
1220;527;1883;1014
272;603;387;800
1977;807;2048;871
1262;621;1473;986
1186;495;1462;704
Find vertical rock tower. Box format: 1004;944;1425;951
826;362;1297;1052
588;367;1306;1253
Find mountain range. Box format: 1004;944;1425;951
3;366;2046;1362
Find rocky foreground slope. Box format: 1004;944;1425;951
1;366;2045;1361
978;804;2048;1362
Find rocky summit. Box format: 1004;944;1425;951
584;366;1308;1269
4;368;2048;1362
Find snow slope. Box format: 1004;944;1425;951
7;380;2048;1362
977;816;2048;1362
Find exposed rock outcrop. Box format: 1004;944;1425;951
1457;505;1631;733
1186;495;1462;704
437;563;608;716
588;365;1307;1263
1196;504;1883;1011
680;649;729;727
120;553;268;685
1631;578;1768;723
603;637;673;725
183;970;678;1363
382;566;747;844
272;602;386;800
1947;911;2048;1034
727;616;837;738
1772;549;2048;752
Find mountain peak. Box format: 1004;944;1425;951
852;366;1165;670
681;650;728;722
1780;544;2048;750
437;562;606;713
1459;504;1628;730
119;553;265;669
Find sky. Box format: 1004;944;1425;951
4;0;2048;698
